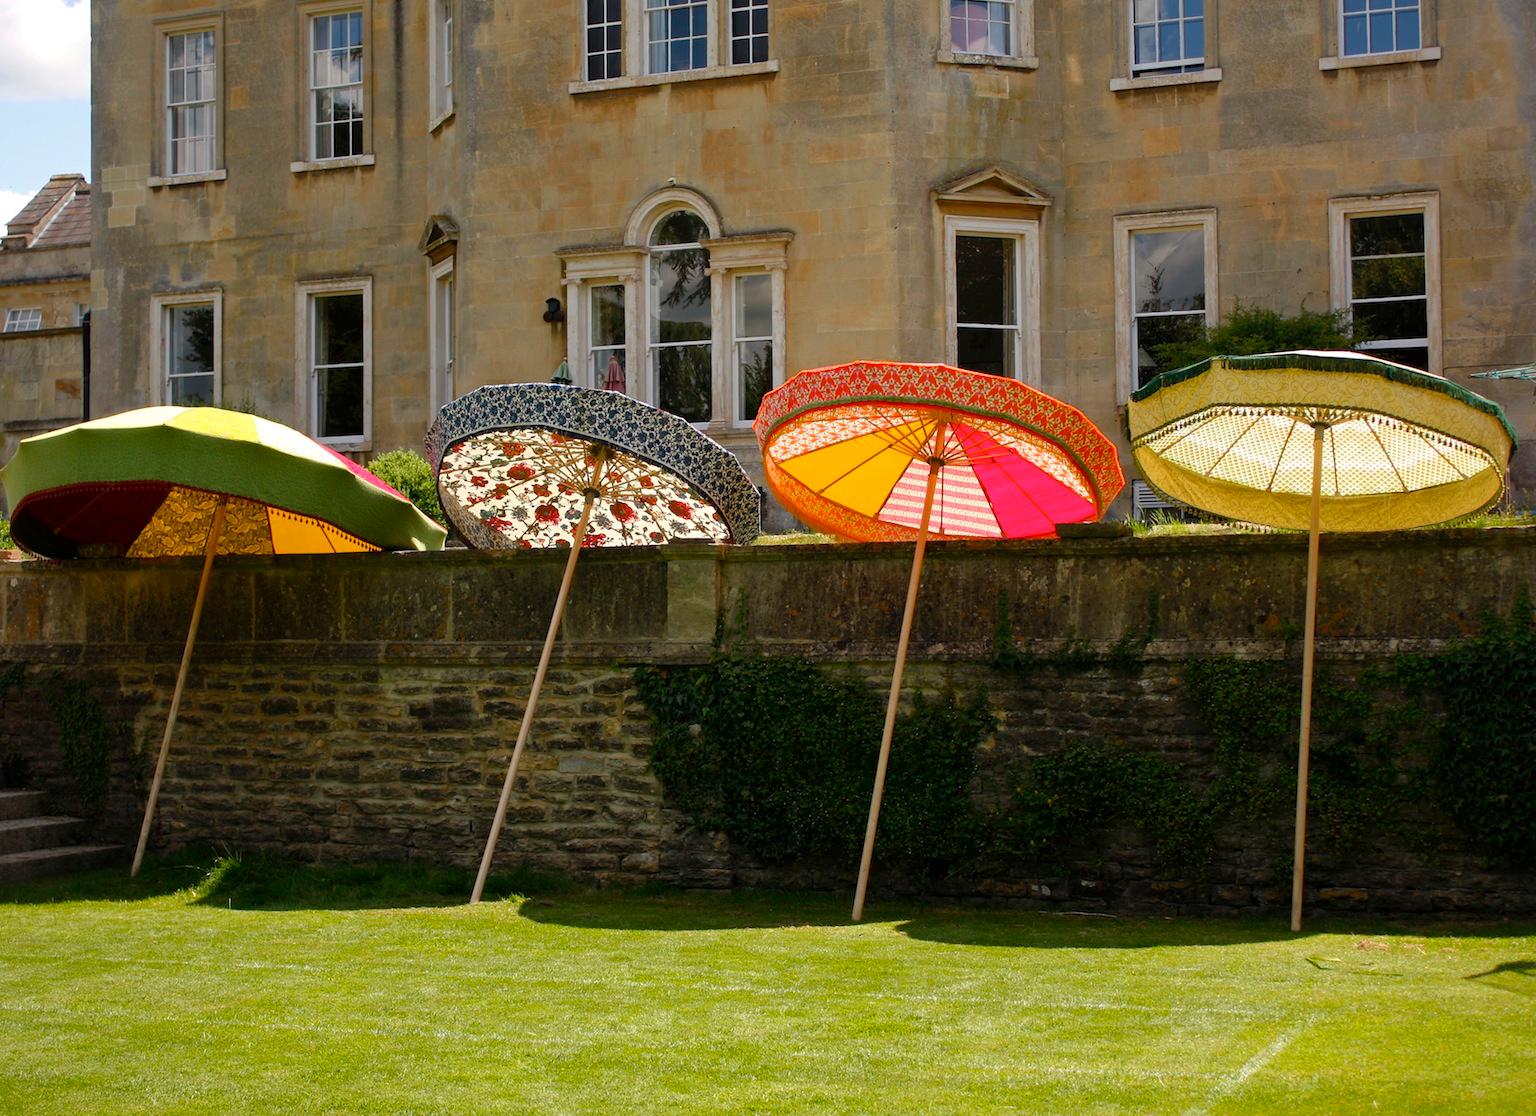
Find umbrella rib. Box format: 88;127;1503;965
1418;428;1472;481
807;434;912;496
1265;419;1298;493
1205;414;1265;477
1366;421;1409;493
1330;425;1342;498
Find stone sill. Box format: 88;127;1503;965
147;170;228;188
429;108;455;134
936;49;1039;71
569;59;778;95
289;154;377;174
1319;46;1441;71
0;326;80;341
1110;67;1222;92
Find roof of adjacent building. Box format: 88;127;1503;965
3;174;91;252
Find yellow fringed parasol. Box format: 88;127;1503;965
1127;350;1516;931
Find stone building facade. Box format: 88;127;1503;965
88;1;1536;504
1;175;91;468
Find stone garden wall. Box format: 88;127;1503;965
3;530;1535;914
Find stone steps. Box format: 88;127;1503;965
0;790;125;885
0;790;45;822
0;845;125;885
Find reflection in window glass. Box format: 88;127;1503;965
1342;0;1419;57
649;212;712;421
1349;211;1428;370
1131;0;1203;74
310;11;365;159
587;0;623;80
950;0;1012;56
645;0;708;74
955;234;1018;377
1132;227;1206;389
590;284;627;393
735;274;772;420
312;292;365;439
166;303;215;405
730;0;769;64
167;30;216;174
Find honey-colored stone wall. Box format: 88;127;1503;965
5;532;1536;913
91;2;1536;499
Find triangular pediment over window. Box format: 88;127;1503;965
418;214;460;259
933;168;1053;211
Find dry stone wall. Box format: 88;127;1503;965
4;531;1536;914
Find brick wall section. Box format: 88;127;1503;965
4;531;1536;912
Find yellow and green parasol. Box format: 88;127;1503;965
1127;350;1515;929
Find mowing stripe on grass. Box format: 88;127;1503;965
1181;1015;1313;1116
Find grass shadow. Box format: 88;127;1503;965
1465;958;1536;998
514;888;856;932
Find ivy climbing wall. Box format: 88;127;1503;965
3;530;1535;914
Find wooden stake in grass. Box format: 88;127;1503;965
852;424;946;923
132;496;228;878
471;449;608;905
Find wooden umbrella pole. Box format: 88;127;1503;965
131;497;228;878
1290;424;1326;932
852;424;947;922
471;450;608;904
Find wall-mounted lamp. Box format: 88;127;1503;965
542;297;565;324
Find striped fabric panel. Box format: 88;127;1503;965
879;458;1002;536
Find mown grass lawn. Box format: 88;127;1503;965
0;858;1531;1115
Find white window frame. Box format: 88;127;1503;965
1129;0;1205;76
1113;209;1218;402
644;0;713;74
295;277;373;450
165;28;218;177
1320;0;1439;70
943;215;1041;386
570;0;778;92
937;0;1037;69
563;255;646;401
3;308;43;333
150;290;223;407
1329;192;1440;375
1110;0;1218;90
306;7;367;162
1339;0;1419;58
149;14;227;186
646;208;716;424
429;0;455;128
429;258;456;412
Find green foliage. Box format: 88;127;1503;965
1007;741;1213;872
0;517;12;549
636;649;993;866
368;449;446;526
1432;593;1536;864
1149;302;1361;374
43;672;127;816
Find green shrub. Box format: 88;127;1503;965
368;449;446;526
636;653;992;866
1150;302;1362;373
0;517;12;549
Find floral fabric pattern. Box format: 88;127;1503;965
426;384;761;548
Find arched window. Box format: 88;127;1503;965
648;209;712;422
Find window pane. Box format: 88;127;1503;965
657;345;712;422
1133;228;1205;313
591;284;625;348
1352;256;1426;299
1350;213;1424;256
593;348;628;392
317;366;365;439
1184;19;1203;59
1396;10;1420;50
736;273;771;338
651;247;711;342
955;235;1015;326
315;294;364;365
1343;13;1367;54
957;326;1013;378
1353;298;1428;343
170;374;215;407
1134;313;1205;389
1363;345;1429;371
739;339;772;420
651;210;708;246
169;304;214;377
1368;11;1393;50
